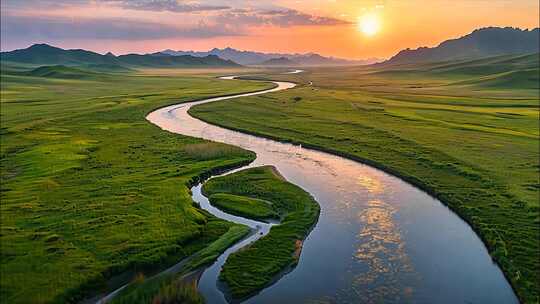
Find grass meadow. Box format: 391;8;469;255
109;224;250;304
1;53;538;303
203;166;320;299
0;64;272;303
208;193;279;221
190;54;540;303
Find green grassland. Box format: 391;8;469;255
0;64;273;303
208;193;279;221
109;224;250;304
202;166;320;299
189;54;540;303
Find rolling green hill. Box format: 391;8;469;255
428;53;539;76
1;44;241;69
82;63;134;73
452;69;539;89
23;65;101;79
369;53;540;91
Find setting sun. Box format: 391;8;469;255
358;13;381;36
1;1;539;304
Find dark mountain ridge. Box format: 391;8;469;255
257;57;298;66
1;44;240;68
384;27;539;65
159;47;380;66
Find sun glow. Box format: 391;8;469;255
358;13;381;36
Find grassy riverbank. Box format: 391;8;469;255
109;223;250;304
190;54;540;303
203;166;320;299
0;64;272;303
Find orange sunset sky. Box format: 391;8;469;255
1;0;539;59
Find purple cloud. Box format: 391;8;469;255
118;0;231;13
215;8;351;27
0;13;241;43
2;0;231;12
0;0;351;51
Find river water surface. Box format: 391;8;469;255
146;76;518;304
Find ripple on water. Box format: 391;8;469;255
145;76;518;304
352;199;417;303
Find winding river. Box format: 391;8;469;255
146;73;518;304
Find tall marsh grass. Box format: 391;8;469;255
183;143;251;160
152;280;204;304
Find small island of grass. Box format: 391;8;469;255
208;193;279;221
202;166;320;299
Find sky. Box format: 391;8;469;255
1;0;539;59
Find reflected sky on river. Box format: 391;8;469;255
147;79;517;304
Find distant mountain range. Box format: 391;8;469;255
3;27;537;70
1;44;240;69
384;27;539;65
258;57;298;66
158;47;380;66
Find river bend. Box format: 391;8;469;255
146;74;517;304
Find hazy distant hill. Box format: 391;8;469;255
384;27;540;65
1;44;240;68
257;57;298;66
160;47;272;65
286;53;358;66
159;47;379;66
117;53;239;67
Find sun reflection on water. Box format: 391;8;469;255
357;175;384;194
353;199;416;303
